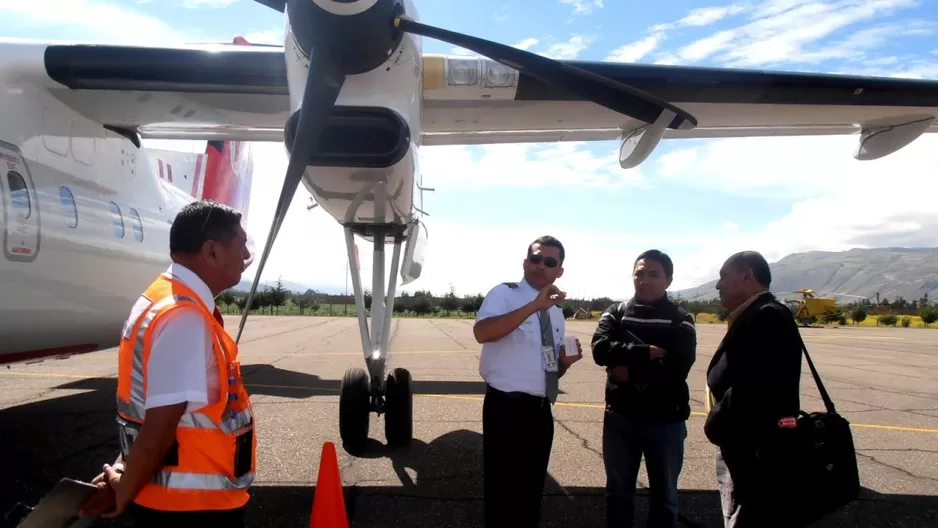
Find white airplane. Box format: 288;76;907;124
2;0;938;454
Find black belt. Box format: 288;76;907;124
485;384;548;405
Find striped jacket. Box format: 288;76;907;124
590;296;697;422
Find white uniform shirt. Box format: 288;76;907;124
123;263;220;414
476;279;565;397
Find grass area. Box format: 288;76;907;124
220;302;936;329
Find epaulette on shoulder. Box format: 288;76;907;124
501;282;519;289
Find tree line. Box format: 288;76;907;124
216;278;937;327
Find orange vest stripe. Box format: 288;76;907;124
116;273;256;512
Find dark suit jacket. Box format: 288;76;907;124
704;292;803;453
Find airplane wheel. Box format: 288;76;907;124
339;367;370;455
384;367;413;447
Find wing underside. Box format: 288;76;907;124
5;40;938;147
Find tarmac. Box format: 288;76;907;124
1;315;936;528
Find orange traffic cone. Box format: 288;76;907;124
309;441;349;528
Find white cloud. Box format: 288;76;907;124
418;142;646;190
1;0;194;43
605;32;665;62
669;0;923;67
723;222;740;231
559;0;603;15
678;4;748;26
513;38;539;50
539;35;595;60
181;0;240;7
243;27;284;45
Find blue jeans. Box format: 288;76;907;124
602;409;687;528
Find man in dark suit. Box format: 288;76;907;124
704;251;803;528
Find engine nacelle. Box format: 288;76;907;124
282;0;423;229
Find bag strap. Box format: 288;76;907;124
794;331;836;414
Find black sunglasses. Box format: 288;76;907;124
528;254;559;268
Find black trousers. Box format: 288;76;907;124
128;503;246;527
482;384;554;528
716;448;788;528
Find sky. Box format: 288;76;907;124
5;0;938;300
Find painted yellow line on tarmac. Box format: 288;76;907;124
0;371;114;380
3;371;937;435
282;349;477;357
808;335;904;341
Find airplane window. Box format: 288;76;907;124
58;186;78;228
129;207;143;242
7;171;30;219
109;201;124;239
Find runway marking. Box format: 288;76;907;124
3;371;937;434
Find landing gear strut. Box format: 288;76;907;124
338;224;413;455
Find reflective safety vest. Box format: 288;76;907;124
115;272;256;511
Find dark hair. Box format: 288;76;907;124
634;249;673;279
169;199;243;254
528;235;565;264
726;250;772;287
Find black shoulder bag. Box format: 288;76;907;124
755;332;862;526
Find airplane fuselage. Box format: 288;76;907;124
0;70;259;362
0;83;185;360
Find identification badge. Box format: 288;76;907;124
542;345;558;372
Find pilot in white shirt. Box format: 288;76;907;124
472;235;583;528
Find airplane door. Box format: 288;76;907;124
0;141;40;263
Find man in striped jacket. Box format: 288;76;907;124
590;249;697;528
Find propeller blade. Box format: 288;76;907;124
393;16;697;131
235;50;345;343
252;0;285;12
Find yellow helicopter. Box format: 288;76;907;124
777;289;867;326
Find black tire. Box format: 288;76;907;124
339;367;370;455
384;367;413;447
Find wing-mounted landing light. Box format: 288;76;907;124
854;115;936;161
237;0;698;342
393;16;697;134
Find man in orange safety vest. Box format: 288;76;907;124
81;199;256;526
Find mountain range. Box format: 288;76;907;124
233;278;343;295
672;247;938;303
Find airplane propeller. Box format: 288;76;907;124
235;0;698;342
234;49;344;342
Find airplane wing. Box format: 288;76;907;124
420;55;938;150
7;38;938;157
